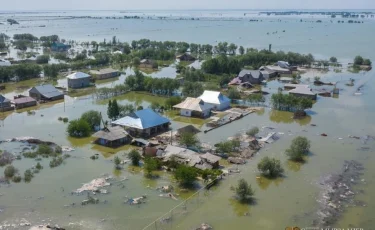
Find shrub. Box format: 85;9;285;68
37;144;53;155
143;157;160;178
246;127;259;137
178;132;199;147
227;88;241;100
49;157;64;168
12;175;22;183
4;165;17;178
54;146;62;154
286;136;311;162
114;156;121;169
232;179;254;203
174;165;197;187
80;110;101;130
36;162;43;170
62;117;69;123
257;157;284;178
128;150;141;166
67;119;91;137
24;169;33;182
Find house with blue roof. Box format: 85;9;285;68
111;108;170;137
29;84;64;101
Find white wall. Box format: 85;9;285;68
180;109;192;117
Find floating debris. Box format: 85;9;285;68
75;177;111;193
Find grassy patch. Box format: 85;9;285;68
0;78;55;94
179;61;194;67
68;86;96;97
139;67;158;74
165;110;211;127
156;60;174;67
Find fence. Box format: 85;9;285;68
141;179;221;230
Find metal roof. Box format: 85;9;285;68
30;84;63;99
66;72;91;80
173;97;212;112
13;96;36;104
92;126;128;141
289;87;316;95
0;94;10;104
238;69;262;79
199;90;231;105
111;108;170;130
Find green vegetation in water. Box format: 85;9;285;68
174;164;198;188
166;110;210;127
68;87;96;98
256;175;285;190
215;139;241;156
178;132;200;148
285;136;311;162
24;169;33;182
128;149;141;166
257;157;284;178
269;110;311;126
67;119;91;137
229;198;251;216
4;165;17;178
231;178;255;203
23;144;61;158
143;157;161;178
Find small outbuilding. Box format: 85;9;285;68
139;59;156;69
289;87;317;100
12;96;37;109
89;68;120;80
199;90;231;111
238;70;265;84
29;84;64;101
0;94;13;112
176;53;196;61
173;97;212;118
67;72;91;89
92;126;129;147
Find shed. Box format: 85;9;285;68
67;72;91;89
199;153;221;169
289;87;317;100
176;53;196;61
89;68;120;80
173;97;212;118
92;126;129;147
199;90;231;111
12;96;37;109
139;59;156;69
29;84;64;101
0;94;13;112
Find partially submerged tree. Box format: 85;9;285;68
114;156;121;169
285;136;311;162
80;110;101;130
67;119;91;137
246;127;259;137
143;157;160;178
178;132;199;148
174;165;197;187
4;165;17;178
232;179;254;203
257;157;284;178
128;150;141;166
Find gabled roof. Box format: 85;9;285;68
92;126;128;141
0;94;10;104
67;72;91;80
30;84;63;99
200;153;221;164
238;70;262;79
89;68;118;75
173;97;212;112
111;108;170;130
289;87;316;95
13;96;36;104
161;145;201;167
199;90;231;105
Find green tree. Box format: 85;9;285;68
239;46;245;55
286;136;311;162
114;156;121;169
363;59;372;66
36;162;43;170
257;157;284;178
144;157;160;177
128;150;141;166
67;119;91;137
246;127;259;137
178;132;199;147
182;82;204;97
24;169;33;182
43;64;59;79
4;165;17;178
174;165;197;187
81;110;101;130
329;57;337;63
233;179;254;203
165;96;182;109
354;56;364;65
133;57;140;66
227;88;241;100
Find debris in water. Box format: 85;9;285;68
195;223;213;230
75;177;111;193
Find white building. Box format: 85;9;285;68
173;97;212;118
199;90;231;111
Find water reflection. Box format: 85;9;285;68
91;144;132;158
229;198;250;216
256;176;285;190
255;108;265;116
269;110;311;126
113;168;123;177
287;160;303;172
67;136;94;148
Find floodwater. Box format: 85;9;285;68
1;10;375;230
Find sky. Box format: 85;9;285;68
1;0;374;11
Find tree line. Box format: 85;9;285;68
271;93;313;112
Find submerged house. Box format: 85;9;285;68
89;68;120;80
0;94;13;112
92;126;129;147
176;53;196;61
51;42;71;52
199;90;231;111
238;70;265;84
67;72;91;89
12;96;37;109
29;84;64;101
289;86;317;100
139;59;156;68
111;108;170;137
173;97;212;118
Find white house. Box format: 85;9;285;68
173;97;212;118
199;90;231;111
